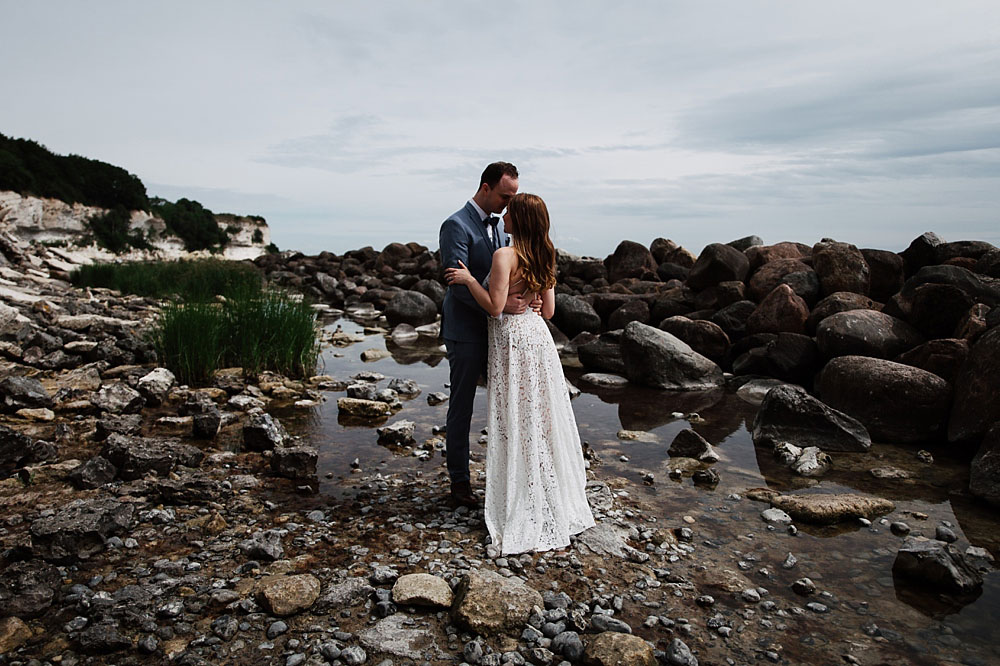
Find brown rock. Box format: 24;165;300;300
392;573;453;608
813;240;870;296
954;303;990;341
746;241;811;273
816;310;923;359
657;316;730;361
770;493;895;524
0;617;32;654
819;355;952;443
687;243;750;291
605;241;658;283
584;632;656;666
948;327;1000;443
452;570;543;636
808;292;881;333
861;248;905;302
256;574;321;617
895;339;969;384
747;258;812;301
746;285;809;335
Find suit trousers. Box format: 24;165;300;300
444;336;488;484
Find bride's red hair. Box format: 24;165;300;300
508;193;556;294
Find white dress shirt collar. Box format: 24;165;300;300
469;199;489;223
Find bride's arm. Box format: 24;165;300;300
444;249;516;318
541;287;555;319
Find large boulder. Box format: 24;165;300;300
895;339;969;384
969;423;1000;507
746;242;810;273
812;240;870;296
757;333;821;386
807;292;881;333
657;316;730;362
376;242;413;271
907;283;975;339
687;243;749;291
608;300;650;330
899;265;1000;310
892;536;983;593
621;322;724;390
577;333;625;375
100;433;204;480
553;294;601;338
935;240;997;265
29;498;137;562
650;238;696;267
816;310;923;359
605;240;658;283
948;327;1000;443
752;384;871;452
818;356;952;444
385;291;437;327
899;232;944;276
412;279;446;310
747;258;813;302
746;284;809;335
861;249;905;301
710;300;756;340
452;570;543;636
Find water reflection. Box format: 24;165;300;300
280;317;999;656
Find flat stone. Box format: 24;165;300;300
392;573;453;608
579;373;629;388
338;397;393;417
314;577;375;611
359;613;441;659
30;498;137;562
770;493;894;525
452;570;543;636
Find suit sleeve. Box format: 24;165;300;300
440;217;486;312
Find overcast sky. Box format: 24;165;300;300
3;1;998;258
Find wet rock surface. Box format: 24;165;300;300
0;229;997;666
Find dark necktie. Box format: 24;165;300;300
487;217;500;251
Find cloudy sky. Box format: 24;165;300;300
3;1;998;257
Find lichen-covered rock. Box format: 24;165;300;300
256;574;321;616
392;573;453;608
452;570;543;636
770;493;894;525
91;382;144;414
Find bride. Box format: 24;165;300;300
444;193;595;555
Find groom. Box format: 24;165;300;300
439;162;537;507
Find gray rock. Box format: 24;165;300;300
818;356;952;444
621;322;724;391
385;291;437;328
377;420;416;446
816;310;923;360
242;408;288;451
271;446;318;479
359;613;440;659
551;631;584;661
665;637;698;666
239;530;284;561
589;614;632;634
30;498;137;563
78;618;132;654
211;614;238;640
192;407;222;439
69;456;117;489
0;423;57;470
770;493;894;525
969;423;1000;507
94;413;143;441
341;646;368;666
578;334;626;375
687;243;749;291
91;382;145;414
791;578;816;596
892;536;983;593
579;372;629;388
553;294;601;338
314;578;374;611
100;433;204;480
427;392;448;406
387;378;420;396
668;429;717;461
0;560;61;618
761;508;793;525
0;375;53;412
789;446;832;477
137;367;175;406
752;384;870;452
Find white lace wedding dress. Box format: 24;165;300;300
484;297;596;555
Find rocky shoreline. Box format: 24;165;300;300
0;230;998;665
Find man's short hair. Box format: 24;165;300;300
480;162;518;188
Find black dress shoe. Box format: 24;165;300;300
450;480;478;508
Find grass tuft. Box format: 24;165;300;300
70;259;262;301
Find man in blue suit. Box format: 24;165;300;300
439;162;537;507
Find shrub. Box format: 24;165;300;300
152;288;319;385
86;206;152;254
150;197;229;252
70;259;262;301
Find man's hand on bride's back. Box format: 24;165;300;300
502;292;529;315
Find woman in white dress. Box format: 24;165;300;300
444;193;595;555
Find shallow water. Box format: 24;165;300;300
278;317;1000;663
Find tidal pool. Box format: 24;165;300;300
277;317;1000;664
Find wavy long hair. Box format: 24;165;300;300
507;193;556;294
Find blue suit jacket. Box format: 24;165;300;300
439;202;508;342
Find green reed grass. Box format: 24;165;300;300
71;259;262;301
152;287;320;385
